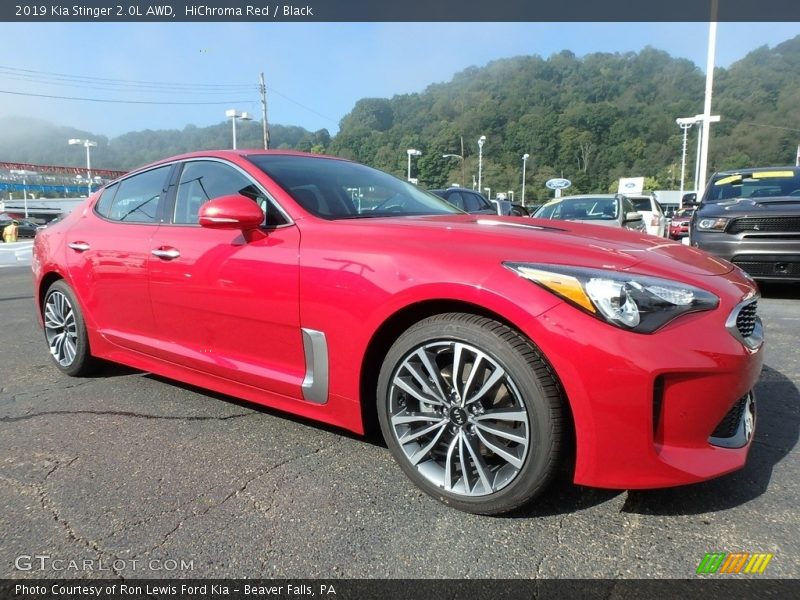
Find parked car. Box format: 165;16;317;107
36;216;63;234
668;207;695;240
690;166;800;281
429;187;496;215
15;219;40;238
532;194;646;233
33;150;763;515
509;202;530;217
622;193;667;237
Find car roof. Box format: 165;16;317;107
714;166;800;177
552;194;619;201
430;187;482;194
119;149;351;182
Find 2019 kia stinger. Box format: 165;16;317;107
33;151;763;514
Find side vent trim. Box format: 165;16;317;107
301;328;329;404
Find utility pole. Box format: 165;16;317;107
260;72;270;150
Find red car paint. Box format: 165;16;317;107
33;150;763;490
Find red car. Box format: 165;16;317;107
668;207;695;240
32;151;763;515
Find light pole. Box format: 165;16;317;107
406;149;421;183
676;118;695;201
521;153;530;207
697;0;719;196
10;169;36;217
442;154;465;187
68;138;97;196
225;109;252;150
477;136;486;193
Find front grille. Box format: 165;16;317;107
733;260;800;278
711;395;748;439
736;301;758;338
727;216;800;234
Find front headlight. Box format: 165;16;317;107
696;217;730;231
504;263;719;333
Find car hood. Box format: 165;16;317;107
698;196;800;216
336;215;733;277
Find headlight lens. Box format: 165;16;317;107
504;263;719;333
697;217;729;231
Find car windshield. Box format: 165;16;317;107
628;197;652;211
675;208;694;218
705;170;800;202
247;155;462;219
535;197;618;220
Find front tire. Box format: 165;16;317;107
42;280;97;376
377;313;564;515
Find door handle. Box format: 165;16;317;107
151;247;180;260
68;242;91;252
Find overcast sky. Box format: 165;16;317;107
1;22;798;137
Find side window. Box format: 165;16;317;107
102;166;171;223
94;183;118;218
445;192;465;211
465;193;487;212
173;160;287;226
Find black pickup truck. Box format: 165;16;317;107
690;167;800;282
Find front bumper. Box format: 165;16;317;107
692;231;800;280
519;280;763;489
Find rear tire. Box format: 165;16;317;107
42;280;98;376
377;313;564;515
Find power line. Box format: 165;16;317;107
740;121;800;134
0;89;253;106
0;65;254;91
1;64;337;125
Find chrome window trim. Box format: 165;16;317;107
91;162;176;225
165;157;295;229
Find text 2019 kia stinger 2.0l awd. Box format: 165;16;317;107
33;151;763;515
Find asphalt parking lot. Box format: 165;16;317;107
0;266;797;579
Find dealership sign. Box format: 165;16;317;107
618;177;645;194
545;178;572;190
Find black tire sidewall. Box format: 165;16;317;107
377;315;561;515
44;280;94;376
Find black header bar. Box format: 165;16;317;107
3;0;800;23
2;579;799;600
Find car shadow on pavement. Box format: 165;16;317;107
620;364;799;515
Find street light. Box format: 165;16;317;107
10;169;37;217
521;153;530;207
675;117;695;200
68;138;97;196
225;109;252;150
442;154;465;187
406;148;422;182
477;136;486;193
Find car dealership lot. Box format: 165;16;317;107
0;265;797;579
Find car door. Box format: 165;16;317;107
146;158;305;399
65;164;172;352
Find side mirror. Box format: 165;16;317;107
198;195;264;230
624;211;643;223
